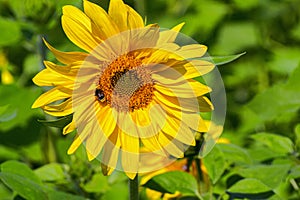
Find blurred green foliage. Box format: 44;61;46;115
0;0;300;199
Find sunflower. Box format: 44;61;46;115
32;0;214;179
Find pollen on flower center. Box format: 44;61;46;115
97;54;154;112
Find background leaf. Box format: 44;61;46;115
202;145;226;184
0;18;21;47
227;178;272;194
0;160;46;199
143;171;200;198
250;133;294;155
34;163;66;182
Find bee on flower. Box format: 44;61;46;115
32;0;216;179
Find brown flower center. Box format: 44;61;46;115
96;54;154;112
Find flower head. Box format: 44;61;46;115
32;0;216;179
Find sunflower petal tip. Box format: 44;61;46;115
126;172;137;180
62;127;69;135
87;151;96;161
67;148;74;155
31;99;41;109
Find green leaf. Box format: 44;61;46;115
0;85;42;132
38;114;73;128
295;124;300;151
247;65;300;122
237;164;291;188
23;54;42;76
0;145;20;160
213;22;259;54
227;178;271;194
0;17;21;46
101;182;128;200
202;52;246;66
202;145;226;184
143;171;200;198
291;23;300;40
46;189;86;200
0;105;17;123
0;160;46;199
82;173;109;193
184;1;229;39
218;143;252;165
1;160;42;184
0;182;12;200
233;0;259;10
34;163;66;182
288;165;300;179
250;133;294;155
269;47;300;74
248;146;281;162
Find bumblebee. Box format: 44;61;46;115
95;88;106;102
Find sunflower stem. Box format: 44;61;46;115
129;175;139;200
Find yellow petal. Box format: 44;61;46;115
182;60;215;78
44;61;79;79
86;120;110;161
154;80;211;98
129;24;160;50
43;98;73;117
32;86;72;108
145;45;180;65
167;60;215;79
101;127;121;170
32;69;74;87
153;90;195;113
157;22;185;44
85;105;117;160
153;90;213;113
158;132;184;158
129;102;166;139
108;0;144;31
166;107;208;133
68;120;94;155
96;105;117;137
140;136;164;153
131;108;151;127
63;120;76;135
67;135;83;154
62;5;101;52
126;172;137;180
83;0;119;39
170;44;207;60
117;110;140;138
73;98;97;125
43;39;88;64
162;116;195;146
121;133;139;174
126;5;144;29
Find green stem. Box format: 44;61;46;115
195;158;203;182
129;175;139;200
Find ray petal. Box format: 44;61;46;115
43;39;88;65
32;86;72;108
83;0;119;39
32;69;72;87
157;22;185;44
62;5;101;52
63;120;76;135
108;0;144;31
121;133;139;175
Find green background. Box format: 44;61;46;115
0;0;300;199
